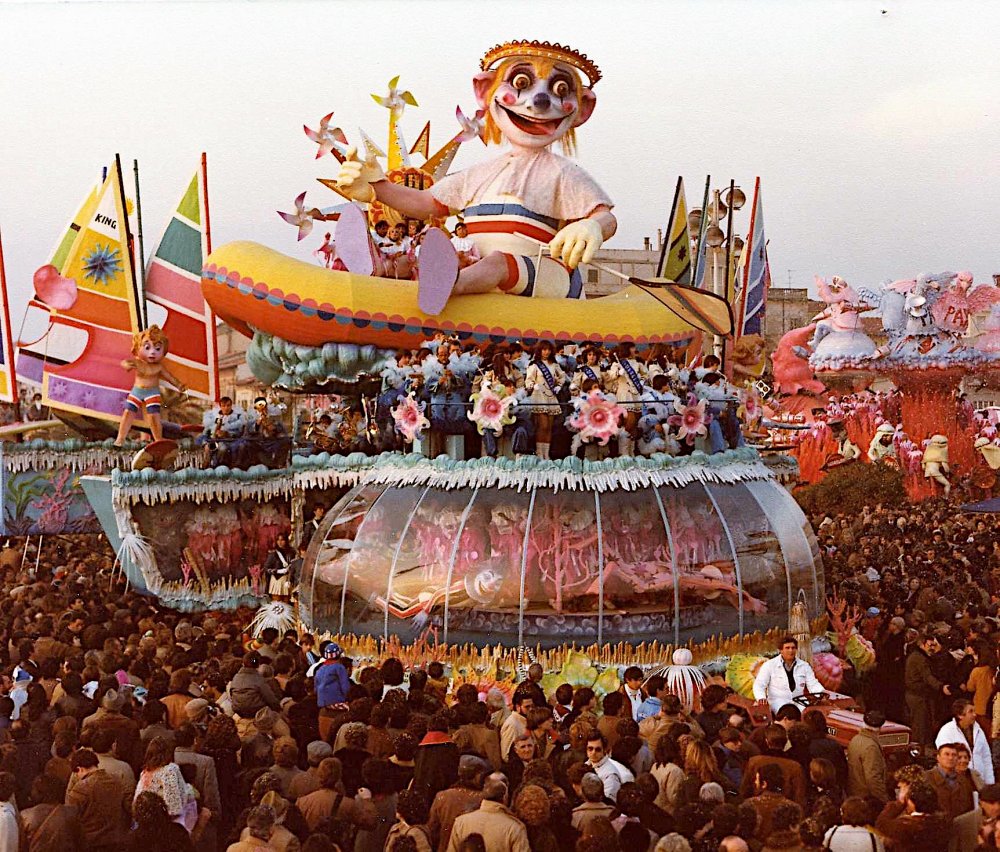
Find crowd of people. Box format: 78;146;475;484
0;515;997;851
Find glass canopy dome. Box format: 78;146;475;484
300;476;823;648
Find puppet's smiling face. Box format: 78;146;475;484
491;61;581;149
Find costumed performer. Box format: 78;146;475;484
637;374;679;456
114;325;187;446
264;533;295;601
524;340;566;459
605;342;647;457
246;396;290;468
922;434;951;496
752;635;825;713
570;346;605;395
197;396;248;468
335;39;616;315
867;423;898;463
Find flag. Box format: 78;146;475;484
0;228;18;403
143;155;219;402
656;177;691;284
692;175;711;289
737;177;770;338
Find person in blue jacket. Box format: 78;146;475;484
314;642;351;710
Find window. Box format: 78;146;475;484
587;268;599;284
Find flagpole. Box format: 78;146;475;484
721;179;737;371
737;177;761;341
657;176;683;277
692;175;711;284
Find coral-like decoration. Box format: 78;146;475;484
827;592;862;658
391;393;429;443
568;390;625;445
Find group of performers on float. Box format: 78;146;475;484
197;395;291;468
366;336;748;460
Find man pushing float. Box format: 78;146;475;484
335;39;615;315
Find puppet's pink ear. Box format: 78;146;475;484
473;71;496;110
574;89;597;128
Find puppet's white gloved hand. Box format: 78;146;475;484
336;145;386;203
549;218;603;269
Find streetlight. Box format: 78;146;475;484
701;182;746;362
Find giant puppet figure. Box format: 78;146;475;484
335;40;615;315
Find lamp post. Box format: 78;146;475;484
690;182;746;363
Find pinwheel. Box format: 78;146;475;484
455;105;486;144
277;192;323;241
371;75;418;117
303;111;349;159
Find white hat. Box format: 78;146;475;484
875;423;895;435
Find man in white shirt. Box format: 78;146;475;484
935;699;995;785
753;636;825;713
585;731;633;802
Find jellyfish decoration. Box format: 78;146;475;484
647;648;707;712
248;601;297;639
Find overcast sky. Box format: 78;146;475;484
1;0;998;327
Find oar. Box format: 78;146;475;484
514;233;734;337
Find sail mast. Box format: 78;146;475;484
133;158;147;327
0;226;19;407
115;154;144;331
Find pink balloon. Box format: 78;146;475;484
33;265;78;311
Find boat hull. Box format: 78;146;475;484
202;241;702;349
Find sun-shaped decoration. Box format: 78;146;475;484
125;198;136;217
82;243;123;286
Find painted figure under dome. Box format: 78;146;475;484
335;39;615;315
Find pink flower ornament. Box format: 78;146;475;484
392;393;430;443
468;385;517;436
671;398;708;444
569;391;625;445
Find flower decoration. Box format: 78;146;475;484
569;391;625;445
392;393;429;443
468;384;517;436
670;397;709;444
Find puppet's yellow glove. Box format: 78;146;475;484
549;218;603;269
336;145;386;203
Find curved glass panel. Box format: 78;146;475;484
704;482;788;637
302;476;823;648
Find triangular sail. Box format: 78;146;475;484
656;176;692;285
0;228;18;403
39;156;144;422
143;156;219;402
16;186;100;386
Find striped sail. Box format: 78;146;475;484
17;186;100;386
143;158;219;402
39;157;144;422
0;229;18;402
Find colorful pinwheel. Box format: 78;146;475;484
277;192;323;241
468;384;517;436
303;111;349;159
455;105;486;144
371;76;418;118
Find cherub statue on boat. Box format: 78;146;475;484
335;39;615;315
114;325;187;447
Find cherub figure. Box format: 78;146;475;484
335;40;616;315
114;325;186;446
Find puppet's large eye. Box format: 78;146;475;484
551;78;571;98
511;72;532;91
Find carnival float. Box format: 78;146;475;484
0;39;858;688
